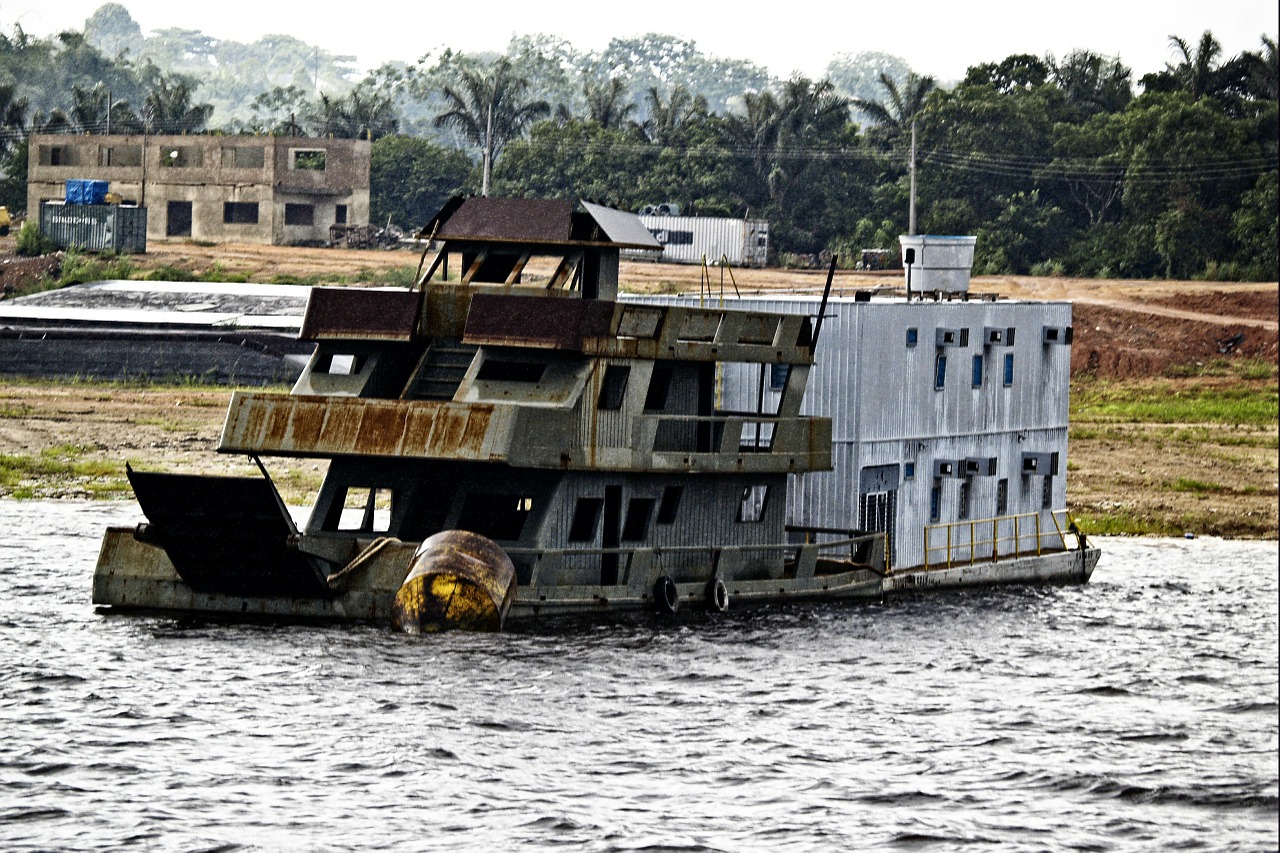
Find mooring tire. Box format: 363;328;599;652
705;578;729;613
653;575;679;615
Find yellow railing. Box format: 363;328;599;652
923;510;1079;571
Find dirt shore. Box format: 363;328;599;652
1;239;1276;537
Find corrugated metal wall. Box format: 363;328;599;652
627;216;769;267
626;294;1075;570
39;202;147;253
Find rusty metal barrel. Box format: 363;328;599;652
391;530;516;633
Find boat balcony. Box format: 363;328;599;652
219;391;830;473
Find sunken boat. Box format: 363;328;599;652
93;198;1099;630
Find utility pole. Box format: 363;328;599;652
481;102;493;197
908;118;917;236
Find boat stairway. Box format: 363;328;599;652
405;340;477;401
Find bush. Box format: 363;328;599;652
15;221;57;257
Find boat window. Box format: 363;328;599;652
317;353;363;376
644;363;673;411
597;365;630;410
737;485;769;523
959;481;971;520
934;354;947;389
904;462;915;480
656;486;683;524
335;486;392;533
906;328;918;347
997;478;1009;515
1042;476;1053;509
769;364;790;392
1004;353;1015;387
477;359;545;383
930;484;941;523
568;498;603;542
456;493;533;541
621;498;655;541
972;354;984;388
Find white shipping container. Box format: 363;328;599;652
626;215;769;267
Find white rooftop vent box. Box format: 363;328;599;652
899;235;977;294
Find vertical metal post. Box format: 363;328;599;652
908;119;917;236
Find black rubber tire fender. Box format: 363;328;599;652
653;575;679;615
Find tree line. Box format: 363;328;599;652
1;4;1275;281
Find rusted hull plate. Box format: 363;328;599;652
463;293;614;350
219;393;513;460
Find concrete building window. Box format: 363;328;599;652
100;145;142;167
335;204;348;224
166;201;192;237
1004;353;1015;387
972;354;984;388
737;485;769;523
597;365;630;410
285;203;315;226
40;145;82;167
223;202;259;224
223;146;265;168
934;354;947;389
997;478;1009;515
162;146;202;168
292;149;326;170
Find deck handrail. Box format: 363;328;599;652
922;510;1078;571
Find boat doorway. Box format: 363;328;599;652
602;485;622;585
859;464;901;569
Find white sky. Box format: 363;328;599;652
2;0;1275;82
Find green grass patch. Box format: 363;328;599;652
1170;477;1229;493
56;248;138;286
1073;380;1278;427
0;444;122;491
1070;508;1181;536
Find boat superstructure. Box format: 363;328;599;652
93;198;1098;629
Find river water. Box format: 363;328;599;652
1;500;1276;852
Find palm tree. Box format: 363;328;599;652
142;75;213;134
434;58;550;196
583;76;636;129
852;71;936;139
642;85;708;145
1166;31;1224;99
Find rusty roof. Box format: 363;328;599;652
427;197;661;251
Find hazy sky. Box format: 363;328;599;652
3;0;1275;82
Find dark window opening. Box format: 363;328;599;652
166;201;192;237
568;498;603;542
737;485;769;523
477;359;545;383
456;493;532;541
621;498;655;541
223;202;259;224
335;204;348;225
959;481;971;520
930;484;942;523
101;146;142;167
997;478;1009;515
906;328;918;347
285;203;315;226
904;462;915;480
972;354;984;388
293;149;326;170
1042;476;1053;509
934;354;948;389
656;486;683;524
644;363;673;411
161;146;200;168
1003;353;1015;387
597;365;630;410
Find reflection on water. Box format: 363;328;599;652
1;501;1276;852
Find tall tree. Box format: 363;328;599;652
433;58;550;196
851;71;937;144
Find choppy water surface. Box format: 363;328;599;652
1;501;1276;852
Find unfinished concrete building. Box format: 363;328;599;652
27;134;370;246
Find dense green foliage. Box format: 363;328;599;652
2;4;1276;279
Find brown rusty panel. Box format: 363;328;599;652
300;287;419;341
222;394;502;460
436;197;574;244
353;404;406;455
463;293;614;350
